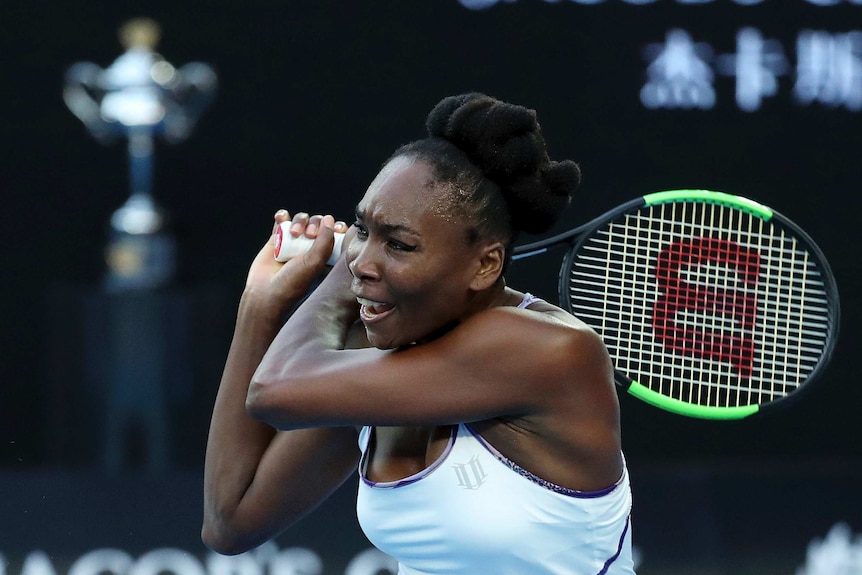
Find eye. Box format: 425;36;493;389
353;221;368;239
387;239;416;252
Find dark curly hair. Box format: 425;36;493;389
387;93;580;259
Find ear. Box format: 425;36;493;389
469;241;505;291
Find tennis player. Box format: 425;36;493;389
203;92;636;575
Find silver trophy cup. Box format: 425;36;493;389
64;18;216;291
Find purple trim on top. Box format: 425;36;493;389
359;426;458;489
463;423;623;499
596;514;631;575
517;292;544;309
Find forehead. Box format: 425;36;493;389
356;156;444;224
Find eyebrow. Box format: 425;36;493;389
354;206;420;237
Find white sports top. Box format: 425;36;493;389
356;292;635;575
356;424;634;575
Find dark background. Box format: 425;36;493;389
1;1;860;572
4;0;859;468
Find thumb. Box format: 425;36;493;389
306;222;337;264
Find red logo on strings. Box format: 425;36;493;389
652;237;760;378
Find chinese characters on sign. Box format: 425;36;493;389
642;28;862;111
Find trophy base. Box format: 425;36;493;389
105;194;176;292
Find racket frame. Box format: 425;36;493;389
513;189;840;420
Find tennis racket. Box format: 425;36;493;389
512;189;840;420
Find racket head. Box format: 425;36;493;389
559;189;840;420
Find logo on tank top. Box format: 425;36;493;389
452;454;487;489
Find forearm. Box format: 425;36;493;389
255;260;358;382
204;215;359;553
203;292;284;550
244;261;365;430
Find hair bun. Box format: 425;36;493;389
425;93;579;236
544;160;582;197
426;93;545;180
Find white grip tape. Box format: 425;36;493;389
274;222;344;266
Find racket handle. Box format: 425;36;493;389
274;222;345;265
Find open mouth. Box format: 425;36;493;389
357;297;395;323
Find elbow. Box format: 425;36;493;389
201;515;259;556
245;374;278;426
247;362;322;429
201;486;278;556
201;526;242;557
246;373;301;429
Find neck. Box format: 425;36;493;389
410;280;509;348
467;279;513;314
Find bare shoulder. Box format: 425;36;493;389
454;295;614;396
464;296;623;489
467;295;608;357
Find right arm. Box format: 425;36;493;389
202;213;359;555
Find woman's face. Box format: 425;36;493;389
347;155;489;349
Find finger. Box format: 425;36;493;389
307;219;336;261
333;220;348;233
290;212;309;237
305;214;335;238
272;209;290;234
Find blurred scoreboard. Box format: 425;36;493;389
457;0;862;113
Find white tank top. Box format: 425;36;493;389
356;423;635;575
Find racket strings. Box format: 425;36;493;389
568;201;833;409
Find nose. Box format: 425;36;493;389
347;238;381;282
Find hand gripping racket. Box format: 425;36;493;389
512;189;840;420
274;221;345;265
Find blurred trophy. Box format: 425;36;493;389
64;17;216;291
